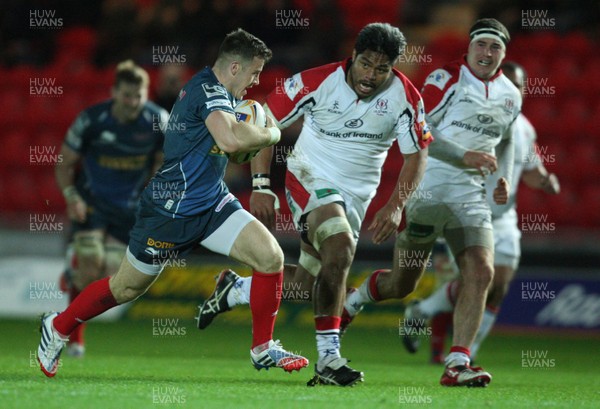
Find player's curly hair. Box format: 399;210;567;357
354;23;407;62
114;59;149;88
218;28;272;63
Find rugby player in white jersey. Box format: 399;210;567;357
197;22;432;386
412;61;561;363
339;18;522;387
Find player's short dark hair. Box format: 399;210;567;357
501;61;527;83
469;18;511;45
217;28;272;63
114;60;149;88
354;23;407;62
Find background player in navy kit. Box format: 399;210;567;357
38;29;308;378
198;23;432;386
55;60;167;357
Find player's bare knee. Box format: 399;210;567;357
319;234;355;279
254;242;284;273
464;264;493;291
109;280;147;303
74;233;105;279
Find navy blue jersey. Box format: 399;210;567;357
143;67;238;217
65;100;167;210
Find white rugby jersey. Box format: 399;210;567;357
265;59;432;201
420;58;522;203
487;113;540;223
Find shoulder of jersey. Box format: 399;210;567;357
391;68;421;99
423;59;462;91
282;60;343;100
82;100;111;120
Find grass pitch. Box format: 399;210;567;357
2;318;598;409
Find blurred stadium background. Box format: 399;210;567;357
1;0;599;354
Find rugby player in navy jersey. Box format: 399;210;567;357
38;29;308;378
55;60;167;357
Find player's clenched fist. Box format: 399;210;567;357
493;177;510;204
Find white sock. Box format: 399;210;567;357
316;330;341;371
445;352;469;367
226;276;251;307
471;309;497;359
344;288;367;316
419;281;454;317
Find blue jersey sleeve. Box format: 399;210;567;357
64;110;92;153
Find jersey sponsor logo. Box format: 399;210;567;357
374;98;389;115
133;132;153;141
424;69;450;90
315;188;339;199
205;99;232;110
209;144;225;156
99;131;117;144
327;100;342;114
415;120;432;143
344;118;363;128
202;83;228;98
215;193;235;212
318;127;383;139
283;74;306;100
147;238;175;249
477;114;494;124
98;154;147;170
450;120;500;138
504;98;515;113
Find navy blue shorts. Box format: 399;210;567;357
127;191;252;274
71;198;136;244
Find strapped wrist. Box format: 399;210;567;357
62;186;80;202
252;178;271;189
252;173;271;189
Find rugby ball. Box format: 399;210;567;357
228;100;267;164
234;99;267;127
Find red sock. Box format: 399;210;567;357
68;285;86;345
54;277;118;336
430;312;453;359
368;269;387;301
449;345;470;357
249;270;282;349
315;316;341;332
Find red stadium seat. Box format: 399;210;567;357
580;185;600;227
55;26;97;62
